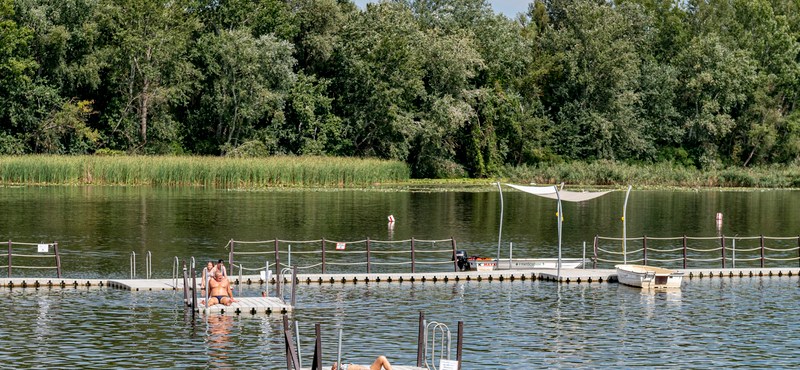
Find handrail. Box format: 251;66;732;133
4;240;61;278
424;321;452;370
146;251;152;279
130;251;136;279
227;236;459;275
594;234;800;269
173;256;180;290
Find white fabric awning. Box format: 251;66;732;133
504;184;557;195
504;183;615;202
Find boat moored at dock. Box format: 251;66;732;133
616;264;683;289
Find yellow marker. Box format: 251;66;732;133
621;217;624;221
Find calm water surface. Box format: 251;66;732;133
1;186;800;368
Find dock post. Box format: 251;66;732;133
642;235;647;266
456;321;463;370
452;237;458;272
797;236;799;268
761;235;765;268
291;266;297;307
312;323;322;370
416;312;425;367
366;238;371;274
593;235;598;269
229;239;234;274
275;238;281;298
54;242;61;278
321;238;326;274
411;237;416;273
182;261;189;306
683;235;687;269
8;240;11;278
721;235;726;268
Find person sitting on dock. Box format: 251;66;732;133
216;259;228;278
204;270;238;306
332;356;393;370
201;261;217;290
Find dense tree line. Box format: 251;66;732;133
1;0;798;177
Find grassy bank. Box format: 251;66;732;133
0;155;411;186
504;161;800;188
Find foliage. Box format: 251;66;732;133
0;0;798;183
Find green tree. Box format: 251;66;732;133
96;0;199;150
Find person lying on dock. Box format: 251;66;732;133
202;270;238;306
332;356;393;370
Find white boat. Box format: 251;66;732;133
468;258;584;271
615;264;683;289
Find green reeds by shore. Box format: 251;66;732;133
0;155;411;186
505;160;800;188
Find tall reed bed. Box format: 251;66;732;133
505;160;800;188
0;155;411;186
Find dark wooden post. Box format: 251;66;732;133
411;237;416;273
191;266;197;309
321;238;326;274
228;239;234;273
642;235;647;266
683;235;687;269
54;242;61;278
416;312;425;367
8;240;11;278
275;238;281;298
456;321;464;370
797;235;800;268
366;238;371;274
451;237;458;272
593;235;598;269
721;235;726;268
760;235;765;268
312;323;322;370
291;266;297;307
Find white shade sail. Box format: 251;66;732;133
504;183;615;202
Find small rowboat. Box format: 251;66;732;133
615;264;683;289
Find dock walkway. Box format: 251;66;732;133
2;267;799;288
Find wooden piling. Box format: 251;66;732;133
312;323;322;370
642;235;647;266
416;312;425;367
451;237;458;272
54;242;61;278
683;235;687;269
721;235;726;268
761;235;765;268
367;238;371;274
456;321;464;370
291;266;297;307
7;240;11;278
411;237;416;274
182;261;189;306
321;238;326;274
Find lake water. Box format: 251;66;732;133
1;185;800;368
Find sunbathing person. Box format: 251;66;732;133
204;270;238;306
201;261;217;290
332;356;393;370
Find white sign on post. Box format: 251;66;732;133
336;242;346;250
439;360;459;370
38;244;49;253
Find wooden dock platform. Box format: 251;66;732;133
196;297;292;315
536;267;800;283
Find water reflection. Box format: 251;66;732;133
206;315;234;369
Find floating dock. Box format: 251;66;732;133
196;297;292;315
2;267;800;289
